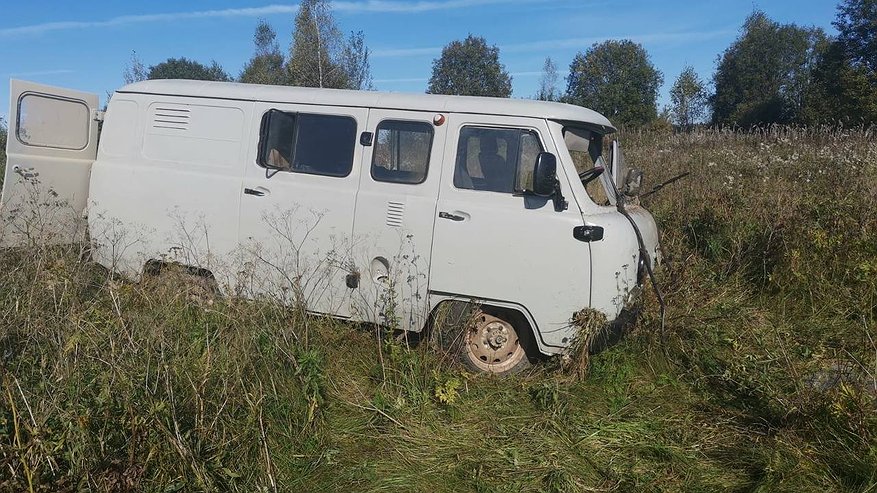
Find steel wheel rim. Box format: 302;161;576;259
465;314;525;373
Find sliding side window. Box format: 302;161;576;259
258;110;357;177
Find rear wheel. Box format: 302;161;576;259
142;262;217;306
462;312;530;375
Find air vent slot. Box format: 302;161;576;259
152;106;190;130
386;201;405;227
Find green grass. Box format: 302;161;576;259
1;127;876;492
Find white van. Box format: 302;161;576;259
1;79;660;374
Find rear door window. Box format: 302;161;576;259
17;93;90;150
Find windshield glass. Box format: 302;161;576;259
563;127;609;205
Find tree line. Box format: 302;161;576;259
125;0;876;129
124;0;373;91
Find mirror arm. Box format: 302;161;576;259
552;180;567;212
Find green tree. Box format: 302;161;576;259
427;35;512;97
805;0;877;126
836;0;877;73
535;57;560;101
805;42;877;125
711;11;826;126
123;51;147;85
147;57;231;81
669;65;708;129
287;0;348;88
240;20;287;85
565;40;663;127
339;30;373;90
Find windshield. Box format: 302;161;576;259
563;127;610;205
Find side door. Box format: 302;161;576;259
429;114;592;350
1;80;100;247
350;109;447;331
238;103;368;318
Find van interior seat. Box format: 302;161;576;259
478;150;511;192
266;148;290;170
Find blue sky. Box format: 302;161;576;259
0;0;840;121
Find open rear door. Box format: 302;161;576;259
1;79;99;247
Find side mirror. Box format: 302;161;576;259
524;152;567;212
623;168;643;196
530;152;557;197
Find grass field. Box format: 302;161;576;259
1;127;875;492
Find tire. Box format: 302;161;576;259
143;263;217;306
461;312;531;375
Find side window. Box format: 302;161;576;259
371;120;433;184
258;110;357;177
17;94;90;150
453;126;543;193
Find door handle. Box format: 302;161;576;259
439;211;465;222
243;187;265;197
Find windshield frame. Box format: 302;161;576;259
560;124;616;208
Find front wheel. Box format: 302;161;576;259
462;312;530;375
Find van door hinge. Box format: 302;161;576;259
92;109;105;122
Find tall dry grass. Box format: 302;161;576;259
0;126;875;492
628;125;877;489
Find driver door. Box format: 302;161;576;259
1;80;100;247
429;114;592;349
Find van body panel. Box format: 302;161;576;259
6;79;662;360
429;114;592;349
237;102;368;317
546;121;659;322
350;109;448;331
88;94;252;284
1;80;99;247
585;211;642;319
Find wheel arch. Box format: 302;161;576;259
425;293;560;357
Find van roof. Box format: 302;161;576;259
117;79;616;133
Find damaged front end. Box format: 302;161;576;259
607;141;666;342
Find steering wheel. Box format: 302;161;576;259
578;165;605;185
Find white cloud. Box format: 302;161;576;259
0;0;542;38
373;28;737;58
0;5;299;37
502;29;737;53
333;0;535;13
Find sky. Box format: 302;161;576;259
0;0;841;122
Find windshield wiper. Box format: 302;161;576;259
639;171;690;199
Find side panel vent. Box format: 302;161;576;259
386;201;405;227
152;106;190;130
